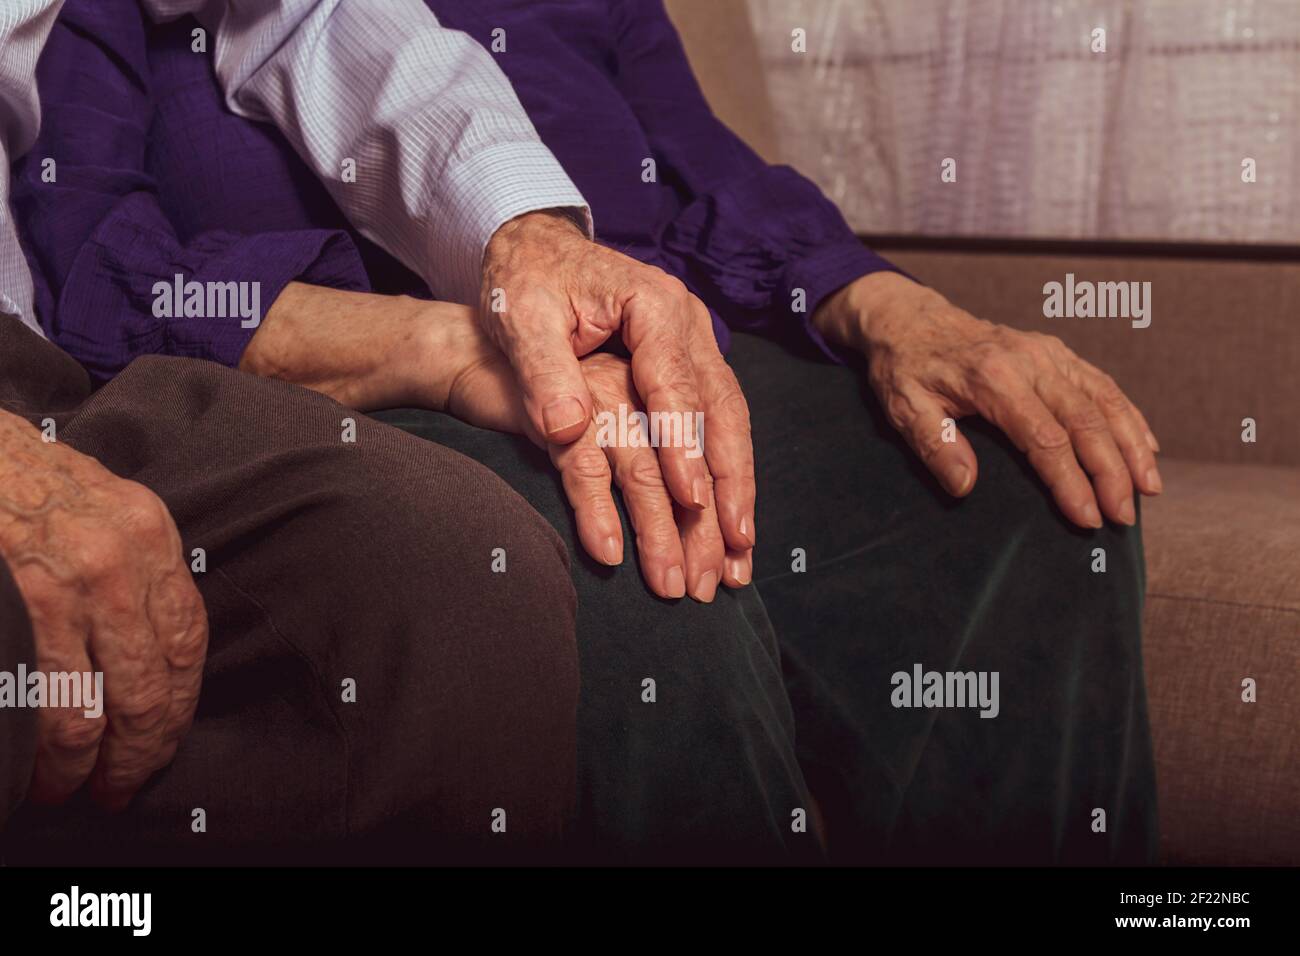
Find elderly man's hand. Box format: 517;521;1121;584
0;411;207;811
814;272;1163;529
478;210;756;560
447;348;741;600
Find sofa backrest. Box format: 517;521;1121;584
667;3;1299;467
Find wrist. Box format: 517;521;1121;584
244;283;482;412
482;209;586;285
813;271;946;352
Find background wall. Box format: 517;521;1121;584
739;0;1300;243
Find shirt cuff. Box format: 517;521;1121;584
786;241;917;364
433;139;592;305
62;225;371;381
170;230;373;369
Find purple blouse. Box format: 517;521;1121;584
14;0;902;380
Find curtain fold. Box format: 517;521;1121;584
750;0;1300;242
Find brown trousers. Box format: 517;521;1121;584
0;316;579;863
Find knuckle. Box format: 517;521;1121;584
113;683;171;735
690;298;715;331
1061;404;1109;435
100;762;147;793
709;381;752;431
653;273;689;301
972;350;1016;385
47;714;104;754
645;355;697;403
76;533;129;581
621;453;668;493
1030;418;1072;451
1095;377;1131;414
914;430;947;462
166;619;209;671
634;517;682;557
1021;332;1055;359
884;394;915;433
564;448;611;484
1101;463;1133;485
692;543;727;573
118;481;169;532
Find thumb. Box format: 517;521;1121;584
501;322;594;445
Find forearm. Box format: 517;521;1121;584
240;282;488;412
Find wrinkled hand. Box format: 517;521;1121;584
244;283;747;599
445;317;745;600
0;411;207;810
479;210;756;560
815;272;1162;528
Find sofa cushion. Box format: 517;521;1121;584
1141;458;1300;863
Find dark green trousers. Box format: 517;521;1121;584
380;331;1157;864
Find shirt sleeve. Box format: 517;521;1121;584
142;0;593;307
610;0;907;361
12;0;371;381
0;0;62;338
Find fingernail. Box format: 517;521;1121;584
692;569;719;603
542;396;586;435
725;556;751;586
665;565;686;598
1082;502;1103;528
1145;430;1161;453
603;536;622;566
1118;497;1135;526
739;514;755;547
1144;467;1163;494
946;463;972;496
690;477;707;509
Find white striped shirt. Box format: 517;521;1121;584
0;0;590;340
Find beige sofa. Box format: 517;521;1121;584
668;0;1300;865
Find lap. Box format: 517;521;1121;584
2;342;579;862
726;330;1154;863
373;406;818;863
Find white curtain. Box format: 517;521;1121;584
749;0;1300;242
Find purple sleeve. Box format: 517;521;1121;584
12;0;370;381
610;0;908;361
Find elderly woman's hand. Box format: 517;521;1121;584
813;272;1163;529
446;333;743;602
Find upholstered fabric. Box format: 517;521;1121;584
1140;459;1299;864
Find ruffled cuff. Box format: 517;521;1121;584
57;203;370;380
663;164;912;362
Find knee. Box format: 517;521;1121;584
963;425;1145;648
320;423;581;845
